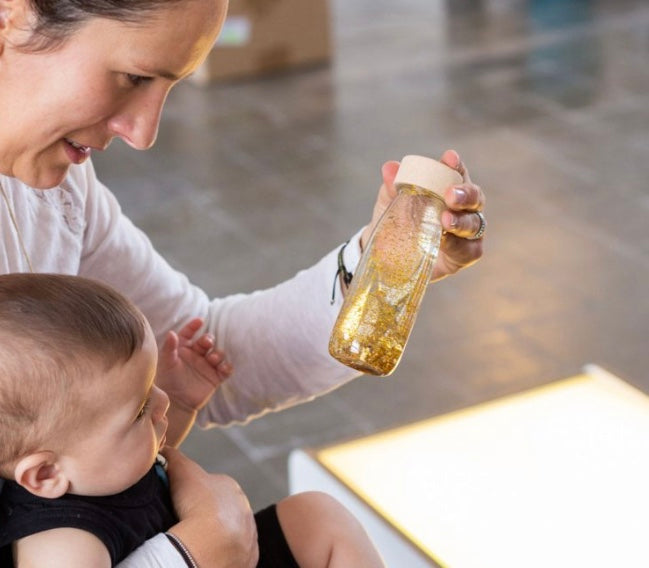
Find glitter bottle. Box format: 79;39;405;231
329;155;462;376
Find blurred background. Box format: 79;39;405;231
93;0;649;511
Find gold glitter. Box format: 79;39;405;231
329;188;445;376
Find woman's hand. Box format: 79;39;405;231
163;447;259;568
157;317;233;411
360;150;485;282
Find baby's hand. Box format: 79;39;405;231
157;318;233;411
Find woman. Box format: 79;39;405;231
0;0;486;565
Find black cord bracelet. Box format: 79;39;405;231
330;240;353;304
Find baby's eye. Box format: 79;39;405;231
135;399;151;422
126;74;153;87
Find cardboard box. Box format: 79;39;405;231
191;0;331;84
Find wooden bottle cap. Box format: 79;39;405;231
393;155;462;198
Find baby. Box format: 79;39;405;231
0;273;385;567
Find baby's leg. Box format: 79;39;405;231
275;491;385;568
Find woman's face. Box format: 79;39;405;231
0;0;226;189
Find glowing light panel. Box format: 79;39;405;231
316;366;649;567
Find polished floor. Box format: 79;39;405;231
94;0;649;513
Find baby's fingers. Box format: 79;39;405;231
207;350;233;378
191;332;215;356
178;317;204;340
158;330;180;368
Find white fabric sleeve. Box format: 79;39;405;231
75;161;364;426
115;534;186;568
197;229;364;426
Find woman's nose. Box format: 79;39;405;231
108;88;169;150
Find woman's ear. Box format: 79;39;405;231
13;452;70;499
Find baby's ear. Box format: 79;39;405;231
0;0;30;33
13;452;70;499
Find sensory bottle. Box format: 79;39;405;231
329;155;462;375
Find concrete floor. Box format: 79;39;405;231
93;0;649;512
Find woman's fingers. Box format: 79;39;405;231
442;208;487;240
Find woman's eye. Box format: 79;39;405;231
135;399;151;422
126;74;153;87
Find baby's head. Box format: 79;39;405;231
0;273;168;497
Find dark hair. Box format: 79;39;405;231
24;0;186;50
0;273;147;467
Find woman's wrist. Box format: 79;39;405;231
165;532;199;568
330;229;364;304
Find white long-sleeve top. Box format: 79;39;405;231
0;160;362;566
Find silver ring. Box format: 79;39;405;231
467;211;486;240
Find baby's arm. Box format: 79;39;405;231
156;318;233;446
14;527;111;568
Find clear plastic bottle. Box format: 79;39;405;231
329;155;462;376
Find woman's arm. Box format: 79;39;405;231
197;150;485;425
76;160;361;425
76;152;483;427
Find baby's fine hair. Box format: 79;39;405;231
0;273;147;470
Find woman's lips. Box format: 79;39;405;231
63;138;91;164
